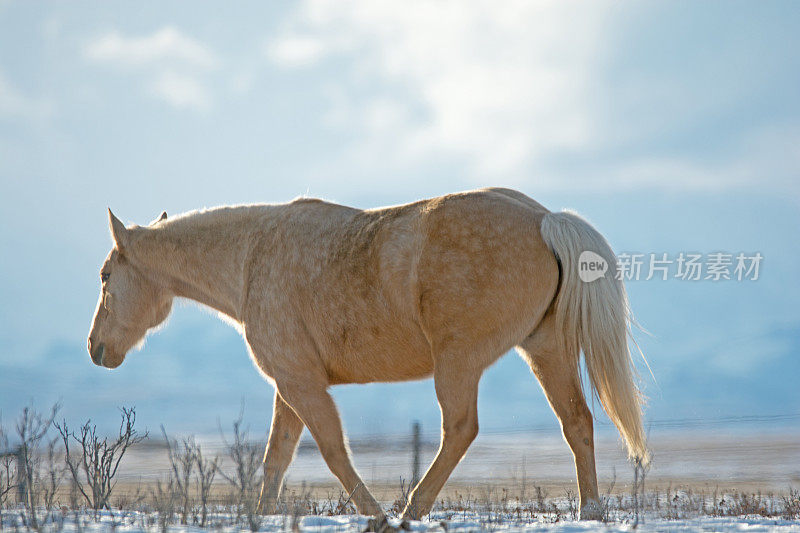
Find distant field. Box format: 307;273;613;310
116;428;800;501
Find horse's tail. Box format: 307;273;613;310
540;210;649;464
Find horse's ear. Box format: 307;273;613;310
108;208;128;250
149;211;167;225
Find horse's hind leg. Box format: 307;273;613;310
258;391;304;514
403;356;482;520
275;377;384;517
517;314;601;520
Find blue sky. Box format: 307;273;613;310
1;1;799;435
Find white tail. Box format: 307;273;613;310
540;210;649;464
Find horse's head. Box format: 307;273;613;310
87;209;173;369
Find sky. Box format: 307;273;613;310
1;1;799;438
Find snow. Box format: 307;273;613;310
3;509;798;532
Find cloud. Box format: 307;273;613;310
266;1;799;194
84;27;218;110
0;71;53;120
267;1;604;181
264;35;324;67
147;71;210;110
512;124;800;197
85;27;217;70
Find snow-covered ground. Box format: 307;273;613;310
3;509;800;532
5;430;797;531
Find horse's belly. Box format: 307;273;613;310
323;324;433;385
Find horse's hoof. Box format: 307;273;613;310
364;516;400;533
579;499;603;521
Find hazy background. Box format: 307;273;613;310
1;1;798;442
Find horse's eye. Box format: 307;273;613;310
101;272;110;283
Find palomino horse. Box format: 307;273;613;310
87;188;647;520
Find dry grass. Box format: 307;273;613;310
1;404;798;531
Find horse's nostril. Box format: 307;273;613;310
87;337;93;355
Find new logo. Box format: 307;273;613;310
578;251;607;283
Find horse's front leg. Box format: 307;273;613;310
403;358;482;519
257;390;304;514
246;324;382;517
275;378;384;517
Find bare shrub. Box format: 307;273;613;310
728;491;772;517
0;417;19;531
533;485;547;514
389;478;411;517
149;477;176;533
0;455;13;531
631;456;648;527
335;484;361;515
317;488;358;516
600;470;617;523
218;412;263;532
40;439;64;516
288;482;312;533
783;488;800;520
161;427;194;525
55;407;146;516
159;426;220;527
194;440;219;527
112;485;145;514
564;489;578;521
15;403;61;530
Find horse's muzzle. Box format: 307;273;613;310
90;342;105;366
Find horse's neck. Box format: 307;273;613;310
135;207;265;321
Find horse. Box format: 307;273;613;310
87;187;647;520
